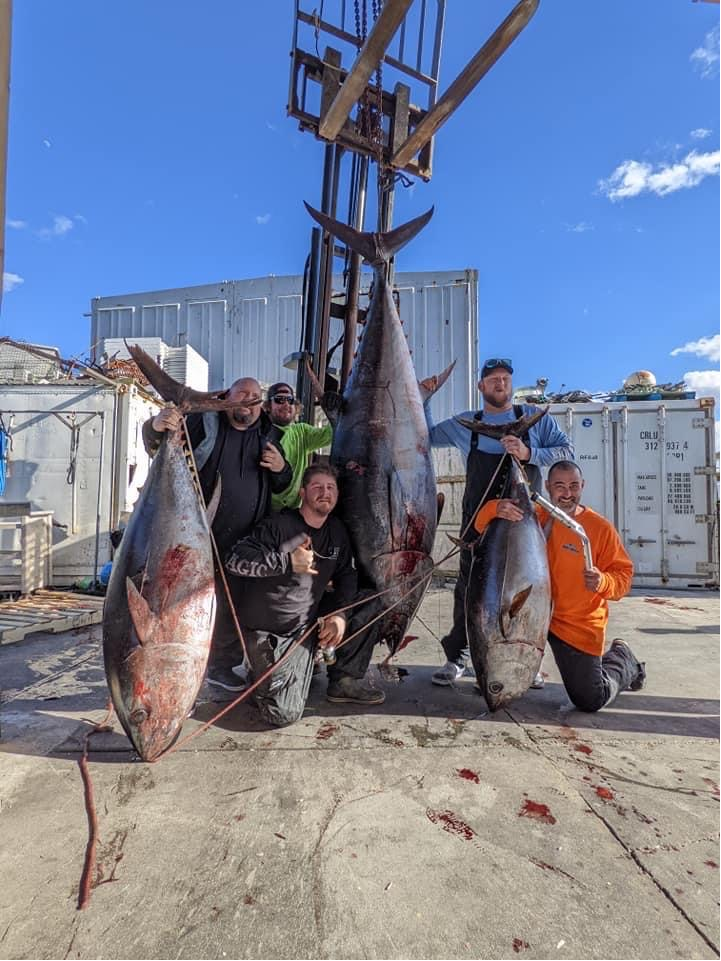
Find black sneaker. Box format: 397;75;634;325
630;661;646;691
610;639;646;692
326;676;385;705
206;666;248;692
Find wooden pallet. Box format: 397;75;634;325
0;590;105;645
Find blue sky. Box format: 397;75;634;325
2;1;719;408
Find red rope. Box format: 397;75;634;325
76;704;114;911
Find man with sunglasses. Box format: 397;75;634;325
421;358;573;687
225;464;385;725
264;381;336;511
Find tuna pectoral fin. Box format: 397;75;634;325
126;577;156;645
509;585;533;617
304;202;433;266
500;585;533;639
206;477;221;527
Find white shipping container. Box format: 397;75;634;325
432;398;718;590
549;398;718;588
0;383;160;586
90;269;479;424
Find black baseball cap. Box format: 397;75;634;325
480;358;513;378
267;382;295;400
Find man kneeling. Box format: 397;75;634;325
475;460;645;711
226;464;385;726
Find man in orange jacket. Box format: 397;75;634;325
474;459;646;711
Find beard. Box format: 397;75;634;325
481;387;512;410
228;408;256;427
309;499;334;515
272;410;295;426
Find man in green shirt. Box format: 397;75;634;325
265;382;334;510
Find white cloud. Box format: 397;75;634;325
599;149;720;201
7;219;27;229
3;272;24;293
691;127;712;140
683;370;720;412
37;214;75;238
42;138;51;148
255;213;271;225
671;334;720;363
564;221;594;233
691;24;720;78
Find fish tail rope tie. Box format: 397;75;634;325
458;452;513;544
149;439;510;758
181;415;249;664
163;538;463;758
76;701;115;910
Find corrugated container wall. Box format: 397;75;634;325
91;269;479;424
0;384;159;585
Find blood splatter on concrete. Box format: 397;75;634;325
595;786;615;801
518;799;556;825
426;808;476;841
457;768;480;783
512;938;529;952
316;722;339;741
574;743;593;755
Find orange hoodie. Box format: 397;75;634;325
473;501;633;657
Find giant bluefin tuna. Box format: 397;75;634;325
103;429;216;760
304;203;452;654
102;345;246;761
461;442;551;711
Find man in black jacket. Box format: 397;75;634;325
142;377;292;690
225;464;385;726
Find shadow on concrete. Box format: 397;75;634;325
3;668;718;764
637;625;718;635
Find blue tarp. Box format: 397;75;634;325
0;430;7;495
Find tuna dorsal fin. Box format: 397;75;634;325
206;476;221;527
508;585;533;618
303;202;433;267
126;577;156;645
436;492;445;523
419;360;456;402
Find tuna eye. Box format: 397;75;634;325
130;708;148;725
488;682;504;695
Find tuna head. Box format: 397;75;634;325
480;629;545;711
108;575;216;761
113;643;208;761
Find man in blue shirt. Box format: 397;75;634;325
422;358;574;686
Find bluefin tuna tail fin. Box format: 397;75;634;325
127;343;262;415
304;202;433;267
456;406;548;439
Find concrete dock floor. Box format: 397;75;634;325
0;587;719;961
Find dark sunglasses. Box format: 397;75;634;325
482;358;512;372
271;394;295;405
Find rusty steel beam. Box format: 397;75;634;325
318;0;414;142
0;0;12;315
391;0;539;169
